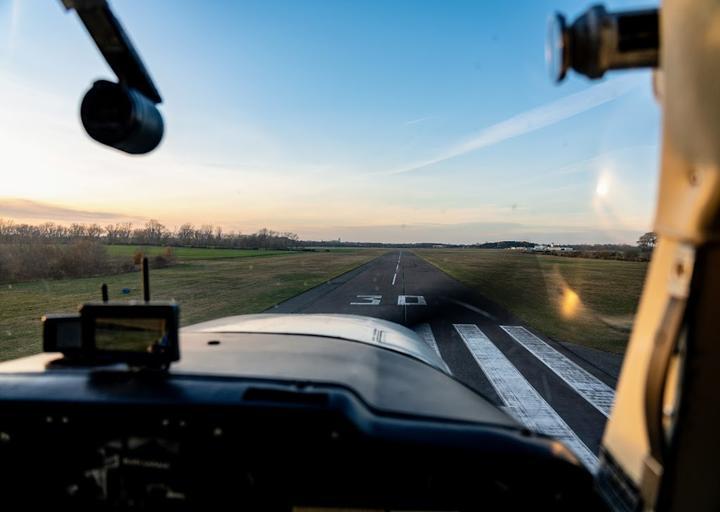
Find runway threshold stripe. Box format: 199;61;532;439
500;326;614;417
415;323;441;356
414;324;451;374
453;324;598;470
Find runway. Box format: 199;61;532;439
268;250;622;470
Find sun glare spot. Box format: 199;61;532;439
560;287;580;318
595;175;610;197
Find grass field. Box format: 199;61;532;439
106;245;293;260
416;249;648;353
0;249;385;361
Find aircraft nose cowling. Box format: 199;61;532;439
184;313;450;373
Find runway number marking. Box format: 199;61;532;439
348;295;427;306
453;324;598;471
500;326;615;417
397;295;426;306
350;295;382;306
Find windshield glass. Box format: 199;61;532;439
0;0;659;470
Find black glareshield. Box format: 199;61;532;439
44;303;180;367
81;80;164;154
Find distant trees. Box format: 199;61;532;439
0;218;302;283
0;218;299;250
470;241;535;249
637;232;657;250
0;219;108;242
104;222;133;244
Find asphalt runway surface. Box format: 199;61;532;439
269;250;623;470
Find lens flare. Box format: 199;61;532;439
595;174;610;197
560;287;580;318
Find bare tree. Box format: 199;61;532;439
86;224;104;239
176;223;196;244
0;218;299;250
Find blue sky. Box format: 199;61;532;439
0;0;660;243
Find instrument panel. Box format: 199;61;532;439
0;371;603;511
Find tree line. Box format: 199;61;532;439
0;219;299;250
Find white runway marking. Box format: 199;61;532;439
397;295;426;306
350;295;382;305
501;326;614;417
414;323;442;357
392;253;401;286
453;324;598;470
414;323;451;374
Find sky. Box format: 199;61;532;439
0;0;660;244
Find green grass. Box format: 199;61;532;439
106;245;292;260
0;250;386;361
416;249;648;353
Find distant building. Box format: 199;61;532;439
532;244;573;252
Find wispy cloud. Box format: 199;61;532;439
3;0;21;53
404;116;434;126
0;198;141;223
387;76;642;175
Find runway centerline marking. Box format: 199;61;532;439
501;326;615;417
453;324;598;470
392;252;401;286
350;295;382;306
